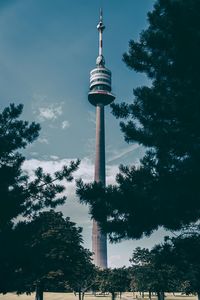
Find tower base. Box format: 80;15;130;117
92;220;107;268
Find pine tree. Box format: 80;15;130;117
77;0;200;240
0;103;79;228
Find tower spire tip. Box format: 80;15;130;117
97;7;105;64
100;8;103;21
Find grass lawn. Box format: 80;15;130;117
0;292;109;300
0;292;73;300
0;293;196;300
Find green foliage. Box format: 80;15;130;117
77;0;200;240
68;250;96;296
0;104;81;295
12;210;93;295
165;233;200;295
129;233;200;296
0;223;17;294
130;246;180;294
96;267;130;296
130;247;151;266
0;103;79;227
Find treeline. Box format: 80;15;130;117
82;233;200;300
129;233;200;300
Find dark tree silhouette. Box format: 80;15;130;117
12;210;93;300
0;103;79;228
161;233;200;300
69;256;96;300
96;268;130;300
0;104;80;295
77;0;200;240
130;246;180;300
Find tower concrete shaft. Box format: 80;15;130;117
95;104;105;185
92;104;107;268
88;9;115;269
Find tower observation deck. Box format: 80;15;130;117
88;9;115;269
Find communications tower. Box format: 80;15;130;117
88;9;115;268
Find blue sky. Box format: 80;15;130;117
0;0;170;267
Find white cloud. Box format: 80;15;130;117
50;155;59;160
38;137;49;144
23;157;118;200
37;104;63;121
32;96;64;122
61;120;70;129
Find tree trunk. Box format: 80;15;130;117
82;292;85;300
78;291;82;300
35;284;43;300
149;291;152;300
157;292;165;300
197;291;200;300
111;292;116;300
142;292;144;298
